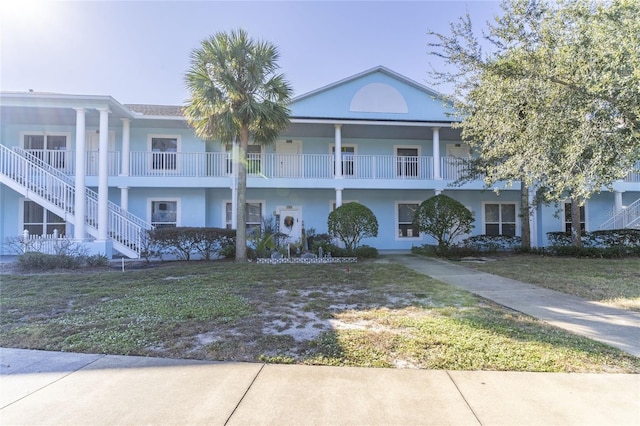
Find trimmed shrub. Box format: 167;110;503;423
17;252;84;271
328;202;379;251
462;235;522;252
149;227;235;261
354;245;378;259
413;194;474;250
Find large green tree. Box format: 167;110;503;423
429;0;640;246
184;29;292;261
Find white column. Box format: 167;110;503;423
120;118;130;176
433;127;441;180
334;124;342;179
119;186;129;211
97;108;110;240
614;191;623;213
335;188;343;208
74;108;87;240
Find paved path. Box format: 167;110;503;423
389;254;640;357
1;348;639;425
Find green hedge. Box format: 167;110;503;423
148;227;236;261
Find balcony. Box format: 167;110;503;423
23;150;640;184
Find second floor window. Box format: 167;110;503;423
396;148;418;178
23;134;68;169
151;137;177;170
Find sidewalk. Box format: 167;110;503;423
389;254;640;358
1;348;638;425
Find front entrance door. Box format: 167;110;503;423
279;207;302;243
276;140;302;178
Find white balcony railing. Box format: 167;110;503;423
22;151;639;183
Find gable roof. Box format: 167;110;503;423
289;66;455;123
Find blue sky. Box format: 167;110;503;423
1;1;501;105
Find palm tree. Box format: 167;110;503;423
184;29;292;261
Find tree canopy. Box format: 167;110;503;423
184;29;292;261
429;0;640;204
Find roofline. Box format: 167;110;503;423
1;91;136;118
290;117;457;127
291;65;452;105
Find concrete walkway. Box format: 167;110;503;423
389;255;640;357
1;348;639;425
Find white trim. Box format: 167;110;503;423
20;131;72;149
395;201;422;241
223;199;266;229
481;201;520;236
290;118;454;127
561;200;588;232
19;198;68;236
148;133;181;152
147;198;181;227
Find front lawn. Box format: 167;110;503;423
1;260;638;372
464;255;640;311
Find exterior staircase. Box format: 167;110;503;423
0;145;152;258
599;197;640;230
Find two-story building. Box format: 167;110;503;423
1;66;638;258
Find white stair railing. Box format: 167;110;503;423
599;198;640;230
2;145;151;257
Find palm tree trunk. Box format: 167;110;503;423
235;126;250;261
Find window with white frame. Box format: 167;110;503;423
23;201;66;236
22;133;69;169
226;144;262;174
332;145;356;176
396;147;419;178
564;202;586;233
225;202;263;231
151;201;178;228
397;203;420;238
150;136;178;170
484;203;516;236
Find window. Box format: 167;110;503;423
332;146;355;176
151;137;178;170
397;203;420;238
564;202;586;233
484;203;516;236
396;147;418;177
226;202;263;231
226;144;262;174
23;133;68;168
23;201;66;235
151;201;177;228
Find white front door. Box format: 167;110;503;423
276;140;302;177
279;208;302;243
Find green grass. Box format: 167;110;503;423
464;255;640;311
1;260;638;372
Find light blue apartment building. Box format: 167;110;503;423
1;67;638;258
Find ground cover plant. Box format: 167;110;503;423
464;254;640;312
1;260;638;372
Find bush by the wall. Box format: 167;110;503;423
461;235;522;252
17;252;84;271
354;245;378;259
148;227;236;261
